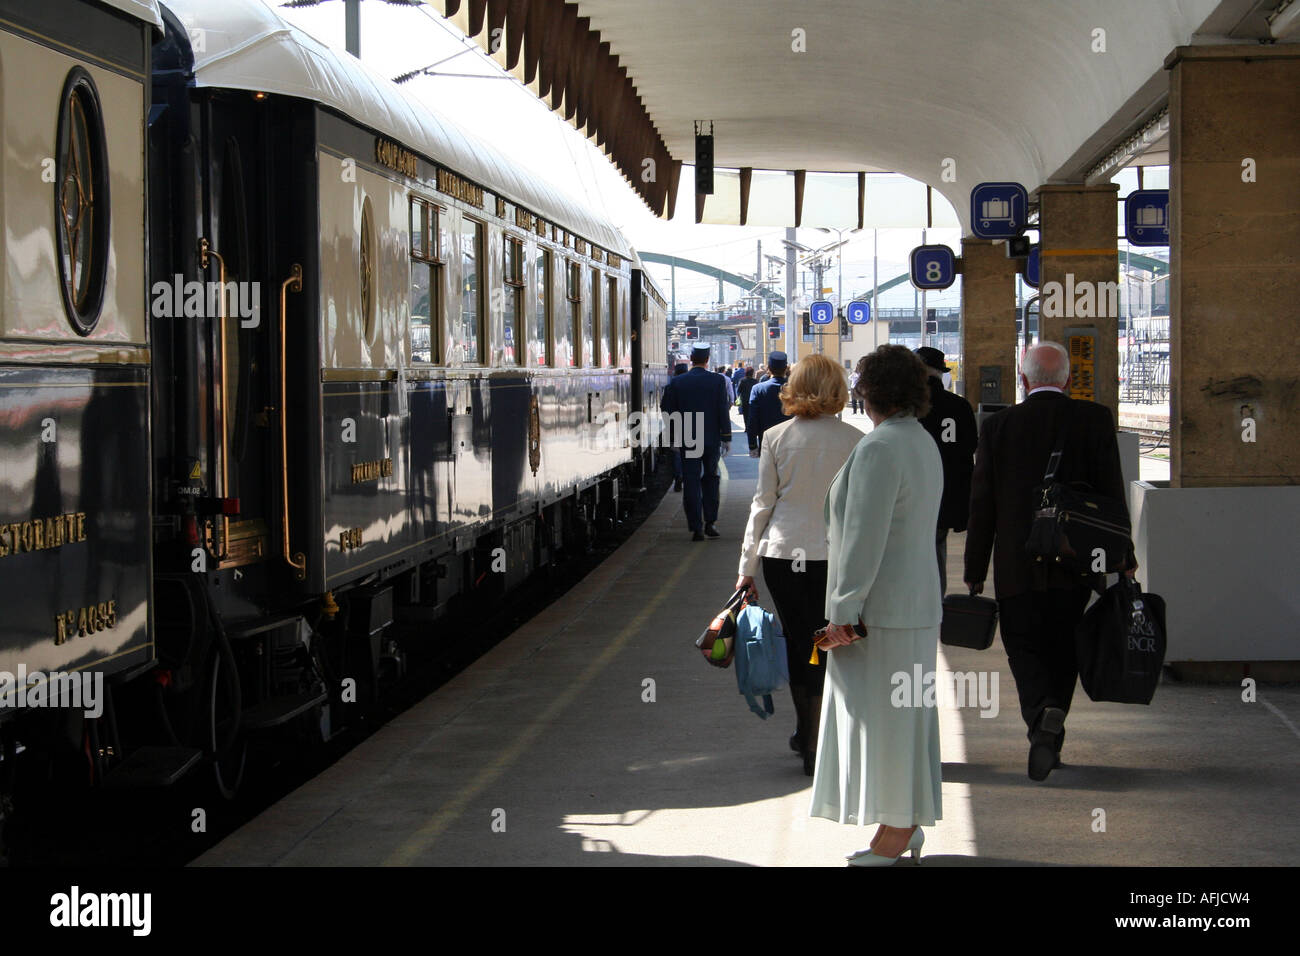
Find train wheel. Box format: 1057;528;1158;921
205;640;246;801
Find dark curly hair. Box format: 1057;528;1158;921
854;345;931;418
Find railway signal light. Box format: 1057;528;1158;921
695;121;714;195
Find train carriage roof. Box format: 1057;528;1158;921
159;0;631;260
101;0;164;29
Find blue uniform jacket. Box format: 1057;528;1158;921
661;366;732;448
745;375;791;443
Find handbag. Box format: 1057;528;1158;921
694;588;748;668
940;594;999;650
1075;577;1167;704
1025;400;1133;575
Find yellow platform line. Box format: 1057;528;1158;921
384;454;732;865
1039;248;1117;257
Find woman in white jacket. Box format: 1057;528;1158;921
735;354;863;775
811;344;944;866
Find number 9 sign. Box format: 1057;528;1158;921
910;244;957;290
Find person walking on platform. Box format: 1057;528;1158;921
812;345;944;866
735;355;863;776
731;364;747;391
715;365;736;404
666;361;689;492
964;341;1133;781
915;347;978;596
736;367;759;456
661;344;732;541
847;368;862;414
746;351;791;452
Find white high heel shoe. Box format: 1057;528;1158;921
846;827;924;866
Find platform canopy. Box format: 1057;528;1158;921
429;0;1293;230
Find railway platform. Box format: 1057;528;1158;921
196;413;1298;867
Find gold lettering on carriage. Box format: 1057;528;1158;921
0;512;87;558
350;458;394;483
374;138;418;178
436;168;484;209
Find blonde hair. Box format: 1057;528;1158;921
780;353;849;417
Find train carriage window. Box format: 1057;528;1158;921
503;236;524;366
219;142;252;468
588;267;600;367
532;247;551;367
458;217;484;364
607;276;618;367
54;67;111;335
566;259;581;367
409;197;442;364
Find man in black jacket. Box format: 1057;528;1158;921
915;347;978;597
964;341;1132;781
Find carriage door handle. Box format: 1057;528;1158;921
279;263;306;580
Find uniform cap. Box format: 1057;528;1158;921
914;346;950;372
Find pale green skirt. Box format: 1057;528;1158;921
808;625;943;828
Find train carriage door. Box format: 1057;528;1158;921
197;95;277;571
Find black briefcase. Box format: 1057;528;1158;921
940;594;999;650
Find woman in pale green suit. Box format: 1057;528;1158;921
810;345;944;866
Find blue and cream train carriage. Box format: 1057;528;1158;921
0;0;668;800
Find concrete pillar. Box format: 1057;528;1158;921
959;238;1018;407
1167;45;1300;488
1036;183;1120;417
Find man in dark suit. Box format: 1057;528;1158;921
964;341;1132;781
915;347;978;597
668;361;689;492
661;344;732;541
745;350;791;452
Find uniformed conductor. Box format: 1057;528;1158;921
661;344;732;540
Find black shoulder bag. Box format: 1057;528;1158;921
1025;400;1133;575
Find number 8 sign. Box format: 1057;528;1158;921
910;244;956;290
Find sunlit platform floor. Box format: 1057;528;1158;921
196;413;1297;866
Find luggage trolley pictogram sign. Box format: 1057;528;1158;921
970;182;1029;240
1124;189;1169;246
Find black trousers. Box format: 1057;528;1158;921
997;587;1092;749
761;556;828;693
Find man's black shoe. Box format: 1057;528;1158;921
704;523;720;538
673;479;683;492
1028;707;1066;781
692;530;705;542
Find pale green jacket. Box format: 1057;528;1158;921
824;413;943;629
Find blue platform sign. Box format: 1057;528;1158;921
846;300;871;325
1125;189;1169;246
809;300;834;325
1023;244;1040;289
910;244;957;290
970;181;1029;239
